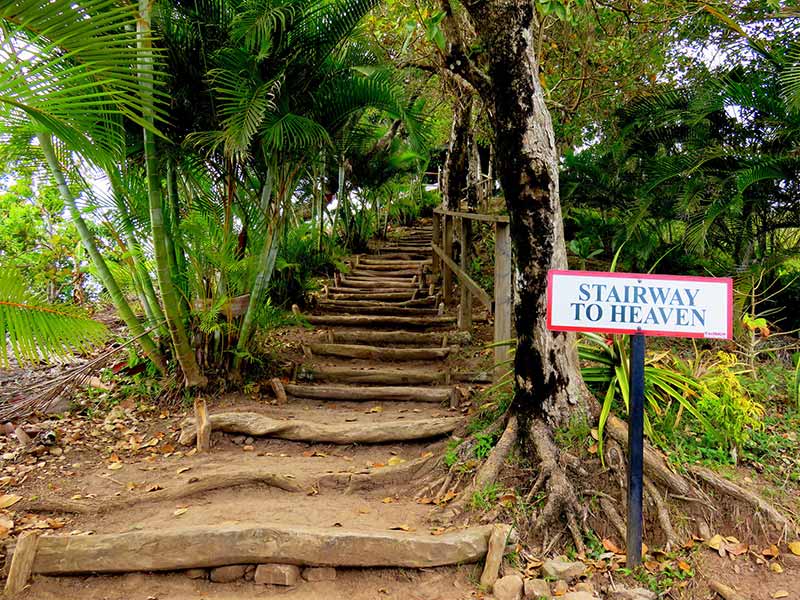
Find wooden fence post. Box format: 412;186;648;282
458;216;472;331
443;214;454;303
431;211;441;281
494;222;512;380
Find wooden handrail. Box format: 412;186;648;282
433;207;509;224
430;210;513;381
431;243;492;309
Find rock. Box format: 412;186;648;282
607;587;657;600
697;520;711;540
244;437;255;445
574;582;594;594
49;447;63;457
185;568;206;580
493;575;524;600
552;580;568;596
542;559;586;581
524;578;550;599
480;524;513;589
209;564;248;582
254;563;300;586
561;593;596;600
231;435;245;445
302;567;336;582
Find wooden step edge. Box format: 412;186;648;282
18;523;493;574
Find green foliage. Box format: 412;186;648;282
271;222;345;306
579;332;714;459
470;482;501;511
689;351;765;458
0;167;84;301
0;269;109;367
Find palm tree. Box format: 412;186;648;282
0;0;166;372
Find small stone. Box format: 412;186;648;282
209;565;247;582
244;437;254;445
562;592;597;600
49;447;63;456
493;575;524;600
574;582;594;594
552;580;569;597
231;435;245;445
185;568;206;580
697;520;711;540
254;563;300;586
607;587;657;600
302;567;336;582
524;578;550;599
244;565;255;581
542;560;586;581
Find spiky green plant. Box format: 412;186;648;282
0;269;109;368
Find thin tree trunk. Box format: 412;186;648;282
138;0;206;388
233;212;280;370
109;171;167;333
441;89;472;210
37;133;165;373
463;0;588;432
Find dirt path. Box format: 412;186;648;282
11;225;492;599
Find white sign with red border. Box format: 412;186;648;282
547;270;733;339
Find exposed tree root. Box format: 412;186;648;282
25;469;303;514
599;496;627;542
605;415;692;496
527;418;588;554
644;476;679;548
688;464;794;535
708;580;748;600
448;415;518;513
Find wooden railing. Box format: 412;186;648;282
431;208;512;379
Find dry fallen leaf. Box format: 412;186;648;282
770;562;784;574
707;534;723;550
389;524;412;531
366;406;383;414
108;463;123;471
382;497;395;504
772;591;789;599
0;494;22;509
787;541;800;556
173;507;189;517
176;467;191;475
763;545;780;558
602;538;624;554
358;507;370;514
677;560;692;573
145;484;163;493
728;542;749;556
387;456;405;466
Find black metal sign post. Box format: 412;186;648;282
626;331;646;567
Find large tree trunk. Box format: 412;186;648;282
463;0;588;433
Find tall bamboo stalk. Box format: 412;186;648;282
138;0;206;388
37;133;165;373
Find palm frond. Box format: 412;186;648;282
0;269;109;368
1;0;167;164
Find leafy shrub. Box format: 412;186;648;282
270;223;345;307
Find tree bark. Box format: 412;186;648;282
441;89;473;210
461;0;588;432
